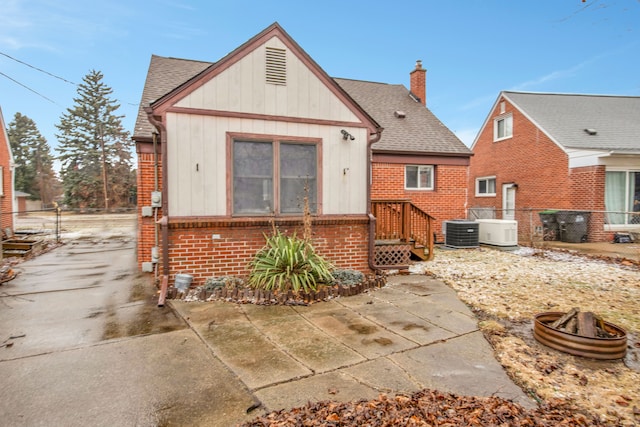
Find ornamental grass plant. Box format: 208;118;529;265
247;231;334;294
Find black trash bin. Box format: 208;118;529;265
556;211;590;243
539;210;559;241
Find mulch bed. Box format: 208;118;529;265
242;389;607;426
169;273;388;304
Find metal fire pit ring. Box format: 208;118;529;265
534;312;627;360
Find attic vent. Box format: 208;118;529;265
394;111;406;118
584;128;597;136
265;47;286;86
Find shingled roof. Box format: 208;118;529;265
134;55;471;158
335;78;470;156
502;91;640;153
133;55;212;139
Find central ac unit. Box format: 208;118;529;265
444;220;479;248
476;219;518;247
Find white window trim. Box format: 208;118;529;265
604;167;640;228
475;176;496;197
405;165;434;190
493;113;513;142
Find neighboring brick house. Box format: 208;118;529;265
133;23;469;298
469;91;640;242
0;106;15;236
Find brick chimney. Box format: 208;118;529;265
410;60;426;106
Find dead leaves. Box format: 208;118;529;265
242;389;607;426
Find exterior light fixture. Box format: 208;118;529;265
341;129;355;141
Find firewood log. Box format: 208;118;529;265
551;307;579;329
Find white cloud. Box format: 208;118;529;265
511;61;588;91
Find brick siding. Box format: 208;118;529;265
166;217;370;286
469;96;610;242
371;162;468;240
0;119;14;233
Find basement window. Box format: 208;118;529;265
265;47;286;86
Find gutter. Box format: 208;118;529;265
367;127;383;272
144;107;170;307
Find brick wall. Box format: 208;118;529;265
136;149;163;268
371;162;468;239
570;165;608;241
167;217;371;286
0;119;13;233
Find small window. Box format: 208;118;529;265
405;165;434;190
476;176;496;196
494;114;513;141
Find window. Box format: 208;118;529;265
476;176;496;196
605;170;640;225
405;165;434;190
494;114;512;141
233;139;317;215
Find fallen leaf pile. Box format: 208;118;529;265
243;389;605;426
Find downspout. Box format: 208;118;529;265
152;132;159;283
144;107;170;307
367;127;383;271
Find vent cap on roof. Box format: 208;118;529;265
584;128;597;136
394;110;406;118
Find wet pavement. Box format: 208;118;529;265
5;213;636;425
0;238;256;426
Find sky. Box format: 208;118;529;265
0;0;638;156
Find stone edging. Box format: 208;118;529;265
168;274;388;305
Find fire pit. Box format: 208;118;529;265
534;310;627;360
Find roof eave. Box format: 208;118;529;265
372;148;472;157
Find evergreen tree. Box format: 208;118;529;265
7;113;59;207
56;70;135;210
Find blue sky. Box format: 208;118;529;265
1;0;638;155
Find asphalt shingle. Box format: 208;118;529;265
335;78;471;155
503;91;640;152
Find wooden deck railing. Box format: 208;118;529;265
371;199;435;261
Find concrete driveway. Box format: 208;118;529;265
0;236;257;427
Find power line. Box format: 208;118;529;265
0;71;60;106
0;51;76;85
